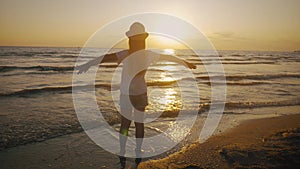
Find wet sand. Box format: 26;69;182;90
139;114;300;169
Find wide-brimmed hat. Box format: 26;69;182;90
126;22;149;38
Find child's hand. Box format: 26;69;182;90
75;63;91;74
186;62;196;69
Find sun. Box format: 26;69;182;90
163;49;175;55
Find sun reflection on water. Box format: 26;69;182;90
159;71;175;82
152;88;182;112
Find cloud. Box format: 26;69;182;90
208;32;248;41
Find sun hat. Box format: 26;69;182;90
126;22;149;38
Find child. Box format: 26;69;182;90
76;22;196;162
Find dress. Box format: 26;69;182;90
116;49;159;111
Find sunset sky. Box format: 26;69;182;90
1;0;299;51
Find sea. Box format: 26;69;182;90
0;46;300;151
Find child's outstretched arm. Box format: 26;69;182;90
76;53;118;74
159;54;196;69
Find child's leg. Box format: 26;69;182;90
119;108;132;156
134;121;144;152
133;107;145;154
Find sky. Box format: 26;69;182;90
0;0;300;51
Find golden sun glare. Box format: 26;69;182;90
163;49;175;55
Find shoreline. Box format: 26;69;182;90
139;114;300;169
0;107;299;168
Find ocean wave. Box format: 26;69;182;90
199;81;272;86
0;49;81;58
191;61;276;65
188;58;252;62
225;100;300;109
0;71;67;77
0;51;60;57
196;73;300;81
0;84;111;97
0;65;118;73
0;86;72;97
0;80;181;97
0;66;74;72
176;54;222;58
198;100;300;113
230;54;245;57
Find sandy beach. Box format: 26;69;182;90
139;114;300;169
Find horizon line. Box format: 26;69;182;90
0;45;297;53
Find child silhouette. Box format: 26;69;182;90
76;22;196;165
